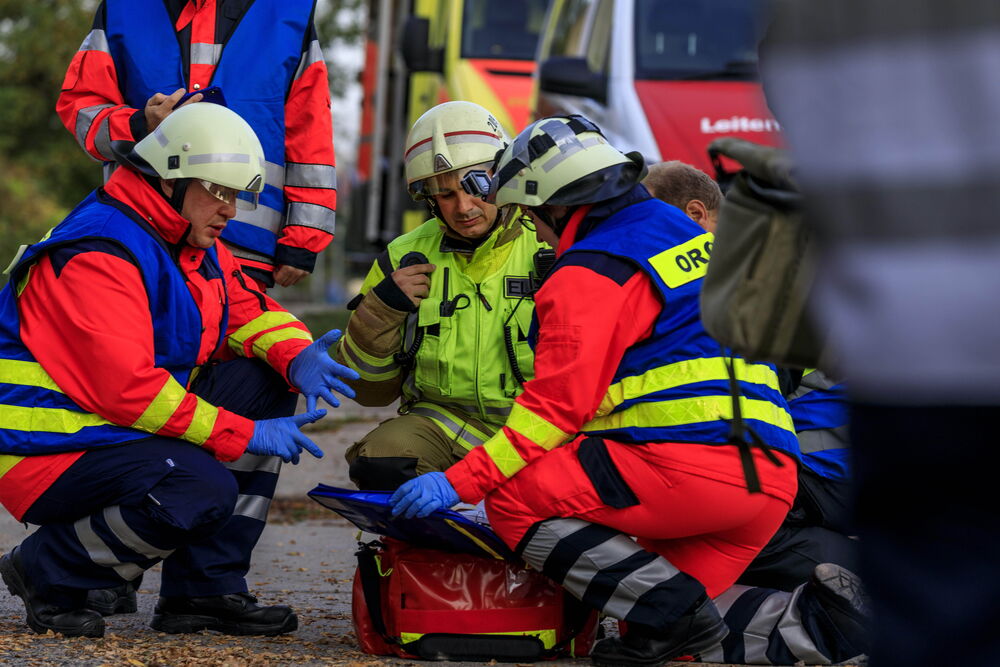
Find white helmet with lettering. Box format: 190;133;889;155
404;101;509;201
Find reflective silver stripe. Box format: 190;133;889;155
191;42;222;66
228;244;273;266
103;506;174;559
94;116;113;159
233;205;283;233
189;152;251;165
286;202;336;233
285;162;337;189
563;532;648;596
153;126;169;147
701;587;751;662
789;370;840;401
73;516;144;580
233;494;271;521
601;555;681;620
80;29;110;53
294;39;325;81
519;517;590;573
404;132;504;164
342;339;399;375
409;406;487;447
798;425;850;454
223;453;282;474
741;590;791;664
265;161;285;190
777;585;828;664
75;103;114;151
438;400;512;418
541;136;601;173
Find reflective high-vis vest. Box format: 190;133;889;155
350;218;546;450
103;0;327;265
0;190;227;455
570;198;799;458
787;370;850;481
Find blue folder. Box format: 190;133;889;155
307;484;517;561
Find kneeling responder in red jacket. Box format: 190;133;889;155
0;103;358;638
390;115;801;665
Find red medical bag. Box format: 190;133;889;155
353;538;598;661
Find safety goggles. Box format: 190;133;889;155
198;180;258;210
410;162;495;199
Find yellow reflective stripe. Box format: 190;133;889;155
585;395;796;434
0;455;25;478
341;335;400;381
648;232;714;288
506;403;570;451
597;357;780;416
179;396;219;445
229;311;304;345
399;629;557;649
0;360;63;393
131;377;187;434
0;405;110;433
483;430;527;478
248;327;312;359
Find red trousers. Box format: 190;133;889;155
485;436;797;597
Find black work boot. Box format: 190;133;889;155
0;547;105;638
808;562;872;658
150;592;297;635
591;594;729;666
85;572;142;616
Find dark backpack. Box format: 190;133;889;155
702;137;830;369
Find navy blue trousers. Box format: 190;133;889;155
20;358;297;604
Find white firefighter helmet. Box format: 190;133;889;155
488;115;644;209
132;102;265;209
404;101;509;200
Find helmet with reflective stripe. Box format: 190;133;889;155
404;101;509;200
132;103;266;207
488;115;645;208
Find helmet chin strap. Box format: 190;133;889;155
167;178;192;214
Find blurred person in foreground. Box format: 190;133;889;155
335;101;548;490
762;2;1000;665
0;104;357;638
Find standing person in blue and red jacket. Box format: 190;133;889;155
0;103;358;638
389;115;801;665
56;0;337;289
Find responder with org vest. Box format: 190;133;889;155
389;115;802;665
0;104;358;638
336;101;549;490
57;0;337;288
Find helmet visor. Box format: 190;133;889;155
409;162;494;199
199;179;258;210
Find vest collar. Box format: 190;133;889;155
103;167;193;247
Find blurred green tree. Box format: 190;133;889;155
0;0;363;284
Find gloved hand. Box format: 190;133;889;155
247;410;327;464
389;472;460;518
289;329;361;411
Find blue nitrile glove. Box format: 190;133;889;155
289;329;361;411
247;410;327;464
389;472;460;518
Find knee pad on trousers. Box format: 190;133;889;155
349;456;419;490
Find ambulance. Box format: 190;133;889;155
532;0;782;177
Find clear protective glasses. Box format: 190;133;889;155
197;179;258;210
